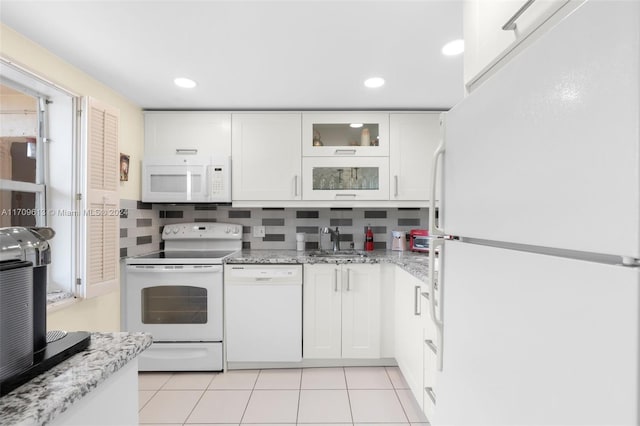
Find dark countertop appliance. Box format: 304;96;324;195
0;227;90;397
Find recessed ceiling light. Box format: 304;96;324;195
350;123;363;128
442;39;464;56
174;77;197;88
364;77;385;88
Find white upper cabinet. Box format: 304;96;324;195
302;156;390;201
302;113;389;157
389;113;442;202
144;111;231;159
464;0;576;91
231;113;302;201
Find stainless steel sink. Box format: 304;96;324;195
308;250;368;258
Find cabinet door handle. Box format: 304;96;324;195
425;387;436;404
414;285;421;316
335;194;357;198
334;268;339;292
334;149;356;155
394;175;399;197
294;175;299;197
502;0;536;31
175;149;198;155
346;268;351;291
424;339;438;354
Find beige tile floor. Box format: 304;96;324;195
138;366;429;425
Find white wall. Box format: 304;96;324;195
0;23;144;331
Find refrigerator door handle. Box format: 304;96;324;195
502;0;536;31
428;237;445;371
429;132;445;236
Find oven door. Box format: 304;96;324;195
125;264;223;342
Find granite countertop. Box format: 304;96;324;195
0;332;152;426
46;291;74;305
226;249;430;282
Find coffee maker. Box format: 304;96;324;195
0;227;90;396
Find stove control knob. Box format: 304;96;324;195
225;227;231;234
233;226;240;234
172;227;179;234
163;227;170;235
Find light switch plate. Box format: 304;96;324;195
253;226;266;238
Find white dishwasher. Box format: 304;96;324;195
224;264;302;362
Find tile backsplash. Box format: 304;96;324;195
119;199;428;258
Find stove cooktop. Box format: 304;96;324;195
126;250;238;265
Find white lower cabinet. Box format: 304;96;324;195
423;337;438;422
394;267;426;411
303;263;381;359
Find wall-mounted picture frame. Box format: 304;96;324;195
120;153;130;182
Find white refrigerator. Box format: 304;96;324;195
428;1;639;425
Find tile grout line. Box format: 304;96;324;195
137;388;160;413
238;369;260;425
296;368;303;425
385;366;412;424
179;372;218;424
344;367;355;425
138;372;173;416
138;371;174;415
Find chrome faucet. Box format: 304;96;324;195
321;226;340;252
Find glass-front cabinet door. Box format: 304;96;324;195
302;157;390;200
302;113;389;157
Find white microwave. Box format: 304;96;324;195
142;156;231;203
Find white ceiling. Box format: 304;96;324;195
0;0;464;110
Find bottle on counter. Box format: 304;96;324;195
365;225;374;251
360;128;371;146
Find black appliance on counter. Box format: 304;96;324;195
0;227;90;397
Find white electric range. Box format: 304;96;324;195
123;222;242;371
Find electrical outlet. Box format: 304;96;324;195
253;226;266;238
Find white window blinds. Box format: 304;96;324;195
83;97;119;299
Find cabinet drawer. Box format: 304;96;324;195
423;338;438;390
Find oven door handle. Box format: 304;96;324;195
126;265;223;273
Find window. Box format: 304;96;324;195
1;61;121;303
0;83;46;227
1;60;77;298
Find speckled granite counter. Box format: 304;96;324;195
0;332;152;426
46;291;74;305
226;249;430;282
